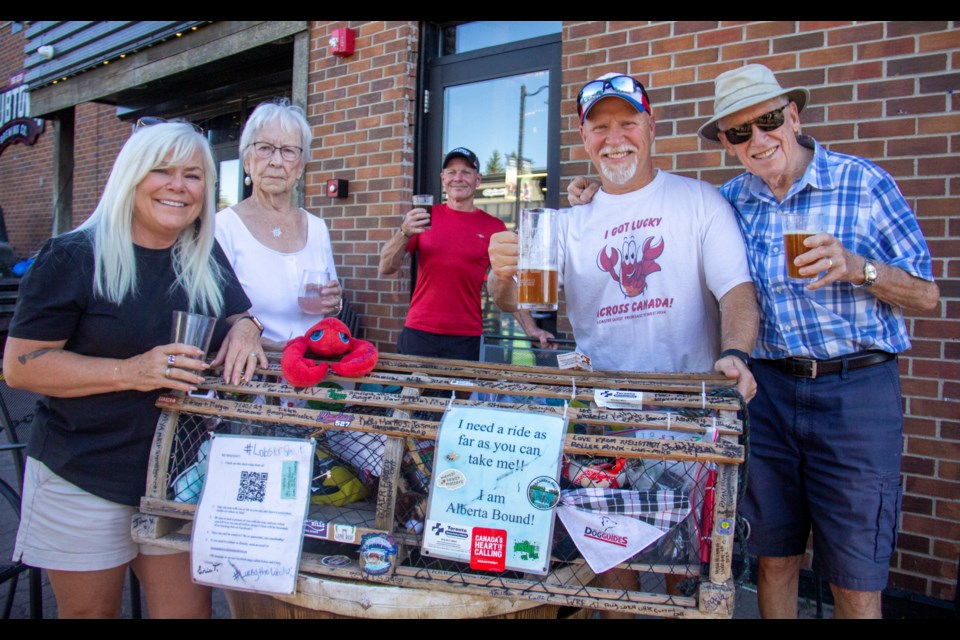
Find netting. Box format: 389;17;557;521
153;361;746;617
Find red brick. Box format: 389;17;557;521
901;494;934;516
745;22;795;39
899;512;960;540
888;136;949;157
720;40;770;60
828;61;884;82
890;54;949;77
896;532;932;554
827;23;884;46
800;46;854;68
773;32;824;54
907;437;960;460
696;26;746;48
888;22;951;37
920;31;960;53
859;37;917;59
858;77;915;100
901;454;936;476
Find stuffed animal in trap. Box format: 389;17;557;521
281;317;378;386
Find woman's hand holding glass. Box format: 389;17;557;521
298;269;343;316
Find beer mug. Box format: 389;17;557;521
517;208;559;311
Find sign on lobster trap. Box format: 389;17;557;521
134;351;747;619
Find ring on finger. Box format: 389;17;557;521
164;366;172;378
826;258;833;268
249;352;258;358
167;354;176;366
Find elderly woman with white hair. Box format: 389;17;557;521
216;99;342;348
3;121;265;617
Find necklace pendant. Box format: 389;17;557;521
272;226;282;238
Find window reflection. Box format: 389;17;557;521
442;71;550;225
441;21;561;56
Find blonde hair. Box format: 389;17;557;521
75;121;225;314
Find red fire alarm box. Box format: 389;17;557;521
329;28;355;57
327;178;348;198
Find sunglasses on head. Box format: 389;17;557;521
135;116;205;136
577;75;649;121
720;105;789;145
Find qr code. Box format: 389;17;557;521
237;471;268;503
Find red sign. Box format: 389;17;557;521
469;527;506;572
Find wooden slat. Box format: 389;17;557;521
140;350;745;619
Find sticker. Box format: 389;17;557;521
593;389;644;409
281;461;297;499
527;476;561;510
333;523;357;543
512;539;540;562
470;527;506;572
320;554;351;567
717;518;734;535
437;468;466;491
304;520;328;539
423;520;472;556
359;533;398;576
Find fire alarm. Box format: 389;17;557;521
329;28;355;57
327;178;349;198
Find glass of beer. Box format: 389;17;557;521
413;194;433;230
298;269;336;314
517;208;559;311
782;212;823;279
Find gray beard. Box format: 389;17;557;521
600;156;638;185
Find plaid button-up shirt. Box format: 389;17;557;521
721;136;934;360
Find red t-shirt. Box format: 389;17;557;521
404;203;506;336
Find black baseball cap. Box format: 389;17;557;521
442;147;480;172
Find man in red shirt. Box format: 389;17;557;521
380;147;551;360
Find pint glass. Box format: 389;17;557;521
782;212;823;279
517;208;559;311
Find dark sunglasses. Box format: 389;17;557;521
720;105;788;145
577;75;650;121
135;116;205;135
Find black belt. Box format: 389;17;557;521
759;350;896;379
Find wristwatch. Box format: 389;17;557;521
239;315;265;335
857;258;878;288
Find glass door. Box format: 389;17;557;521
421;25;561;350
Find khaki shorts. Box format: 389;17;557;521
13;457;183;572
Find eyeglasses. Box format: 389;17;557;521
248;141;303;162
577;75;650;121
134;116;204;135
720;105;788;145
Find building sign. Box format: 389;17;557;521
0;84;44;156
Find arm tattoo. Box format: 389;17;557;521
18;348;58;365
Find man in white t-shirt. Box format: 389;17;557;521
489;72;759;400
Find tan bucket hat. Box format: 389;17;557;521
698;64;810;143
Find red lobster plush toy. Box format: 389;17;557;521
281;317;379;386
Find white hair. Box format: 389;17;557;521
75;121;225;315
239;98;313;164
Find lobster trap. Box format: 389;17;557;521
133;352;747;619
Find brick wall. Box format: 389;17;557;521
562;20;959;602
0;23;128;256
71;104;131;228
303;21;418;347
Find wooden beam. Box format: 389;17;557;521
29;21;308;117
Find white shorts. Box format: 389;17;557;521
13;457;183;572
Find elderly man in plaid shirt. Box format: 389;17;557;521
695;64;940;619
